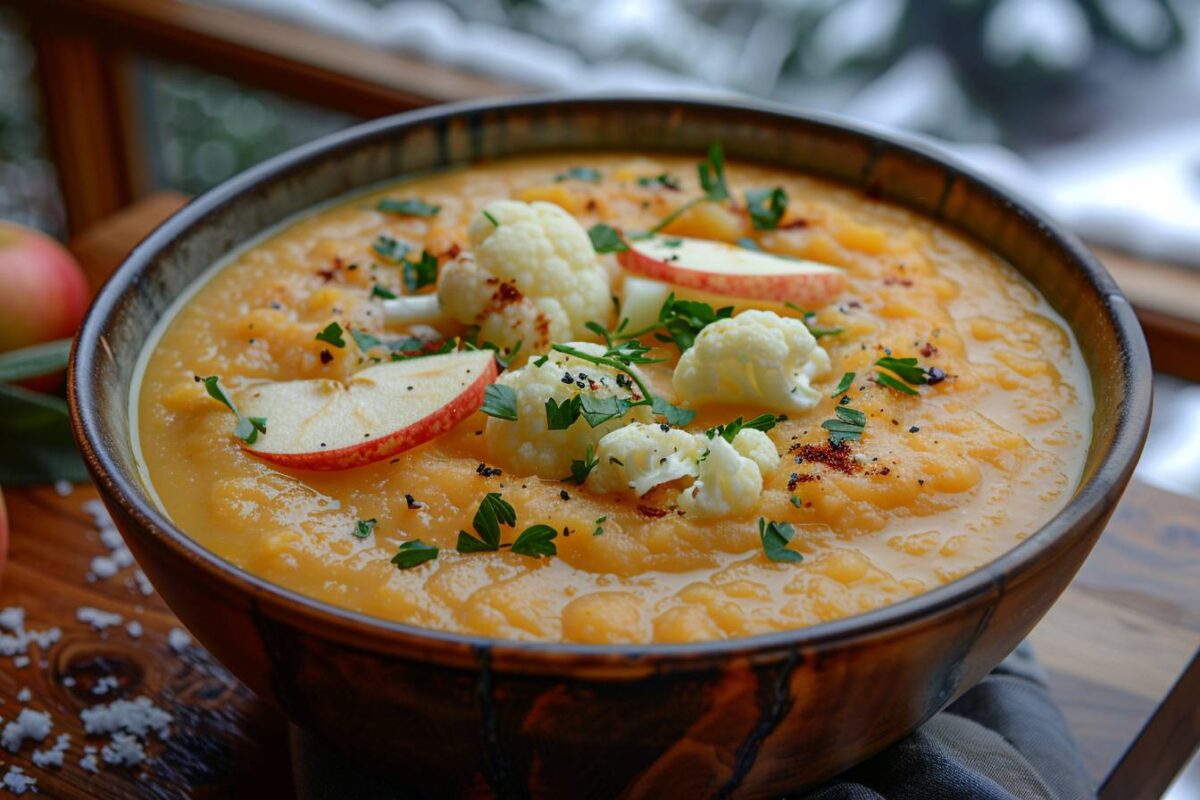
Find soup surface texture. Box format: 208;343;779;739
136;153;1092;644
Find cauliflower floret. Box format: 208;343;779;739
729;428;780;475
485;343;653;478
438;200;612;355
677;435;765;518
587;423;704;496
672;310;831;413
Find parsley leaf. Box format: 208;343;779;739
654;294;734;352
350;327;382;353
593;515;607;536
354;518;377;539
708;413;778;443
402;250;439;292
482;209;500;227
481;384;518;421
651;396;696;426
746;187;788;230
588;223;628;254
315;322;345;348
197;375;267;444
821;404;867;444
831;372;855;397
834;406;866;427
580;394;632;427
875;356;930;394
759;517;803;563
737;237;762;251
372;235;409;263
370;284;397;300
510;524;558;558
564;444;599;485
555;166;601;184
698;142;729;202
637;173;681;190
456;492;516;552
377;198;440;217
545;395;583;430
391;539;439;569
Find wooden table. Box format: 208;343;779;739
0;196;1195;799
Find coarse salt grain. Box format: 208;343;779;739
53;480;73;497
1;765;35;795
167;628;191;654
80;696;172;739
125;621;143;639
134;571;154;597
79;752;99;773
89;556;119;580
31;733;70;768
101;732;146;768
16;689;29;703
76;607;123;633
2;708;52;752
93;676;120;697
12;656;28;669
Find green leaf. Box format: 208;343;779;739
370;284;397;300
580;394;632;428
0;383;88;484
746;187;788;230
584;320;613;348
377;198;440;217
456;531;494;553
391;539;439;569
593;515;607;536
736;237;762;252
759;518;803;563
354;518;377;539
588;223;628;254
350;327;382;353
468;492;516;551
545;395;582;430
554;166;601;184
831;372;855;397
875;372;919;395
372;235;409;264
0;339;72;383
482;210;500;227
510;524;558;558
708;413;778;442
834;406;866;427
790;496;803;508
564;444;599;485
875;356;928;385
637;173;681;190
651;396;696;426
698;142;729;201
481;384;518;421
315;322;345;348
402;251;439;293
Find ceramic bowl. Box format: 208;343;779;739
69;95;1150;797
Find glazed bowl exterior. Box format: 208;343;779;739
69;95;1150;798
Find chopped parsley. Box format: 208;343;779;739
785;304;844;338
588;223;628;254
737;237;762;251
759;517;803;563
564;444;600;485
746;187;788;230
376;198;440;217
821;405;867;445
372;235;409;263
391;539;439;569
554;166;601;184
875;356;934;395
615;294;733;353
707;413;779;442
350;327;382;353
370;284;397;299
647;143;729;234
831;372;855;397
580;394;633;427
481;384;518;421
651;395;696;426
790;496;803;508
637;173;681;190
402;250;439;292
456;492;516;552
550;341;694;429
593;515;607;536
545;395;583;430
315;322;346;348
482;209;500;227
510;524;558;558
353;518;377;539
195;375;268;444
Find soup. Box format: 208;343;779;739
135;151;1091;644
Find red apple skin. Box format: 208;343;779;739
618;244;846;308
0;221;90;392
244;357;498;470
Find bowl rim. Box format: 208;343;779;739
69;93;1151;665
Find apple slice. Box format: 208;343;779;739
236;349;497;470
617;235;845;307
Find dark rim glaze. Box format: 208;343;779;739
69;94;1151;670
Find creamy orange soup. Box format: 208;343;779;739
136;152;1091;644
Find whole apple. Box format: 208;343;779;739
0;221;89;391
